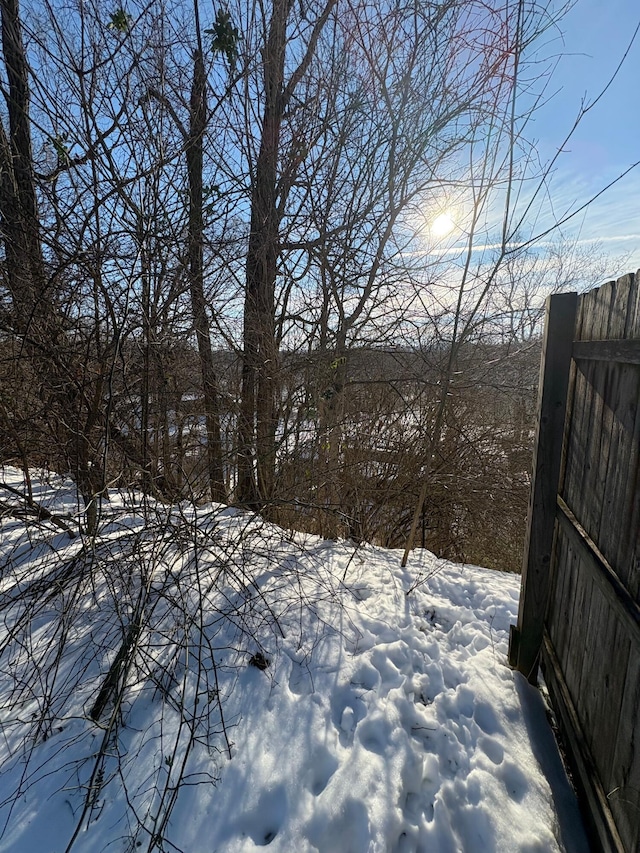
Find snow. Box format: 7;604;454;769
0;469;588;852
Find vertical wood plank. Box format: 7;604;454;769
570;283;615;538
608;650;640;852
557;292;585;497
628;517;640;605
595;623;632;798
573;282;622;779
561;549;592;709
577;594;628;790
612;274;640;596
541;634;627;853
555;286;599;705
623;270;640;337
588;279;629;552
510;292;578;681
558;280;610;822
548;529;578;680
600;364;640;588
546;527;570;650
561;294;592;511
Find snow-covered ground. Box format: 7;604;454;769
0;469;588;852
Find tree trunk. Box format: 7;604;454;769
0;0;102;532
237;0;289;507
0;0;44;317
317;341;347;539
186;43;226;503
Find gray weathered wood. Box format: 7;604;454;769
556;498;640;648
562;287;598;527
598;275;639;583
572;338;640;364
561;536;592;708
608;651;640;852
572;283;614;543
510;292;578;681
546;526;571;655
515;273;640;851
608;365;640;592
559;284;613;748
541;633;626;853
585;281;627;559
595;622;631;797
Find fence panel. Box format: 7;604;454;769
510;272;640;853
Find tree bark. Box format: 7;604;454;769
186;42;226;503
0;0;46;320
238;0;292;507
0;0;103;531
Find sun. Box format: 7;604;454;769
431;212;455;238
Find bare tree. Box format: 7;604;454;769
234;0;338;506
0;0;110;529
184;4;227;502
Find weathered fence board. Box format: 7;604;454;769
573;339;640;364
510;272;640;853
508;292;578;680
556;498;640;644
609;652;640;850
542;631;626;852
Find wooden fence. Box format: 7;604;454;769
509;272;640;853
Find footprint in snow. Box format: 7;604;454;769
243;785;287;846
454;684;475;718
478;735;504;765
288;659;312;696
331;690;367;747
305;746;338;796
441;659;466;690
392;829;417;853
356;712;393;755
341;706;356;734
401;791;422;821
350;661;380;692
499;761;530;802
305;797;370;853
369;646;405;693
473;700;504;736
350;584;373;601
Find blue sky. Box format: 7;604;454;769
530;0;640;276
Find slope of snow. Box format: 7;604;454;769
0;469;587;852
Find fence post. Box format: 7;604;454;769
509;291;578;683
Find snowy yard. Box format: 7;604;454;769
0;470;588;852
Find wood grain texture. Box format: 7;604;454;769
573;339;640;364
541;632;626;853
556;498;640;648
608;651;640;852
511;292;577;681
514;272;640;851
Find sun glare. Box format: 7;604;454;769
431;212;455;238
